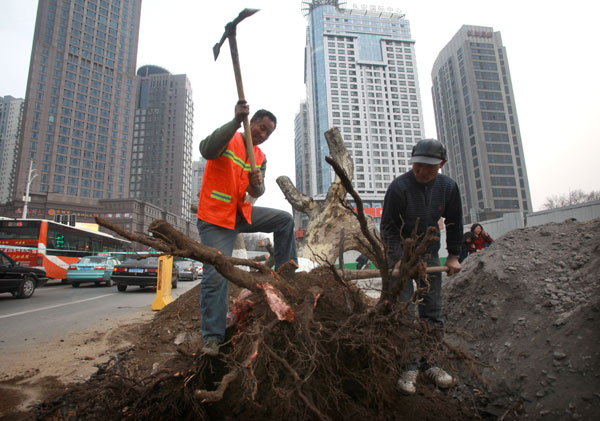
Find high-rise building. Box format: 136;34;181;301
192;158;207;205
0;96;24;203
431;25;532;223
298;1;425;221
293;101;311;230
13;0;142;211
294;102;311;197
131;65;194;221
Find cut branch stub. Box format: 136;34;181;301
324;126;353;184
276;175;319;217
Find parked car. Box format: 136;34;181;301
67;255;121;287
0;250;48;299
193;261;203;279
111;256;179;292
174;260;199;281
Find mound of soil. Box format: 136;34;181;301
444;217;600;419
4;218;599;420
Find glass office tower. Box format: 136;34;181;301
0;96;24;204
14;0;142;207
131;65;194;221
299;1;425;213
432;25;532;223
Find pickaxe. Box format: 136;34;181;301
213;8;260;172
337;266;449;281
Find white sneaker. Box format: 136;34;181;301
397;369;418;394
423;366;453;388
201;339;220;357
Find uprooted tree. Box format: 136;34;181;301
276;128;382;267
35;128;482;420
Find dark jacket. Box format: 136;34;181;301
459;232;474;263
355;254;369;269
381;170;463;265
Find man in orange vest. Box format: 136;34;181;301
197;100;298;356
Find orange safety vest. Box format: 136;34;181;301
197;132;265;230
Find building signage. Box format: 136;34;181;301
467;30;493;38
359;208;383;217
352;4;402;13
15;207;44;216
48;208;99;218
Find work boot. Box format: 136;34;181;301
201;339;220;357
423;366;453;388
276;259;299;276
397;369;418;395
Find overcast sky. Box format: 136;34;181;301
1;0;598;213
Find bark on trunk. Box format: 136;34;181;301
276;127;382;266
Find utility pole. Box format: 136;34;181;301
23;160;38;219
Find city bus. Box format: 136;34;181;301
0;219;131;280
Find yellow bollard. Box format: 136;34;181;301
152;255;174;310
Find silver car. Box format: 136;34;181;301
174;260;199;281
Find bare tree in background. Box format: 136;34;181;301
542;189;600;209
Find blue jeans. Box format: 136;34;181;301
197;206;297;342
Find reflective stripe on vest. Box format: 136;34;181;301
210;190;232;203
197;132;265;230
222;149;261;171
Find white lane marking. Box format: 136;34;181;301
0;293;115;319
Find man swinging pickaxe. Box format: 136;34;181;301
197;9;299;357
213;8;260;172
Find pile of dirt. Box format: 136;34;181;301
4;218;599;420
444;217;600;419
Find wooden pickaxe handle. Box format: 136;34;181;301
338;265;449;281
228;35;257;173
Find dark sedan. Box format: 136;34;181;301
0;250;48;299
111;256;178;292
174;260;199;281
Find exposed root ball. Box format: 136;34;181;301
34;269;480;420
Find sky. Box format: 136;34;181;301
1;0;599;214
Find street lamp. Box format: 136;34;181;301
23;160;38;219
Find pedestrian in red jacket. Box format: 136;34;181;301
470;223;493;251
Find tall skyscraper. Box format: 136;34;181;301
131;65;194;221
13;0;142;211
0;96;24;204
432;25;532;223
297;1;425;219
293;101;311;230
191;160;202;206
294;102;311;197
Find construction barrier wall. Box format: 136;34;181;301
439;200;600;258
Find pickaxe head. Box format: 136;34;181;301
213;8;260;61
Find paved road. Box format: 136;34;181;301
0;278;200;354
